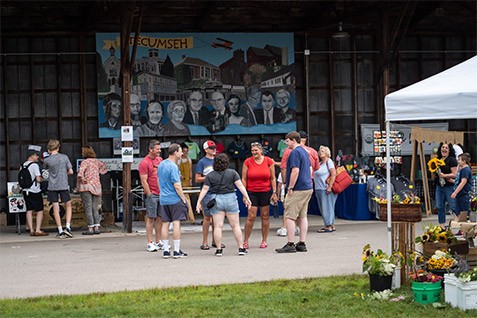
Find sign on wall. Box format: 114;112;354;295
96;33;296;138
361;123;449;156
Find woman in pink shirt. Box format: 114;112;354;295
242;142;277;249
77;146;107;235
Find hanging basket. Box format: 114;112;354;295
378;203;422;222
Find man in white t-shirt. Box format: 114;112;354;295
23;145;48;236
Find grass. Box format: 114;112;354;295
1;275;476;317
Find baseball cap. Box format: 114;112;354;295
27;145;41;157
203;140;216;150
298;130;308;139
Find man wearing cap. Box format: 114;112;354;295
195;140;220;250
23;145;48;236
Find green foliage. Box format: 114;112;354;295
1;275;476;317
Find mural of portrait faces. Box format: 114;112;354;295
210;91;225;112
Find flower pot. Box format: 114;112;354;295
369;274;393;292
412;281;442;304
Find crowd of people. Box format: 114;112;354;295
19;135;475;256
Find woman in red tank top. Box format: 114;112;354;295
242;142;277;249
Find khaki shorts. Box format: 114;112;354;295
284;189;313;220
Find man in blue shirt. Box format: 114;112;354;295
158;143;189;259
276;131;313;253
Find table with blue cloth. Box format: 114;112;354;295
335;183;373;220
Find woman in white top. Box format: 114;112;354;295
313;145;337;233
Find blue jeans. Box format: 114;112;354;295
435;185;455;225
315;189;338;226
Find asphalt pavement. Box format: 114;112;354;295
0;214;441;299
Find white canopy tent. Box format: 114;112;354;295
383;55;477;252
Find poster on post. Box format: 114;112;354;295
96;33;296;138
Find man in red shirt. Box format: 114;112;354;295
139;140;164;252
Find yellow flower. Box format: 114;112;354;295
427;158;445;173
437;233;447;243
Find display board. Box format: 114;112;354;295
361;123;449;156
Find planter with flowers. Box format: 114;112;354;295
444;259;477;310
427;250;457;278
408;251;443;304
415;223;469;257
374;193;422;222
362;244;403;292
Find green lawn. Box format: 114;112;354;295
1;275;475;317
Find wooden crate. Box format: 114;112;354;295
28;195;87;230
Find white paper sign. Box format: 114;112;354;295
122;147;134;163
121;126;133;141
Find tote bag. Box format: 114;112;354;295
326;162;353;194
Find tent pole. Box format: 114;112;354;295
386;120;392;253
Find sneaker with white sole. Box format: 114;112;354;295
276;227;287;237
155;241;164;250
238;248;247;256
147;243;158;252
215;249;223;257
64;228;74;238
173;250;188;258
163;250;171;259
56;232;67;239
275;243;297;253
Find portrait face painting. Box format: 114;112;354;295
171;103;186;123
227;97;240;114
148;102;163;125
261;94;274;111
109;99;122;118
188;91;203;112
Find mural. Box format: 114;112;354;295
96;33;296;138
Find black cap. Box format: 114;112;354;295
298;130;308;139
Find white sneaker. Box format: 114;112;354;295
155;240;165;250
295;227;300;236
147;243;158;252
276;227;287;237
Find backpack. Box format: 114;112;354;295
18;162;35;189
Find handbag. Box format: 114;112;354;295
326;160;353;194
205;170;226;209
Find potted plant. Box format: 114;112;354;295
408;252;443;304
415;223;467;257
426;250;457;277
362;244;403;292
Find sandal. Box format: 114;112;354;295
30;232;36;236
200;244;210;250
259;242;268;249
243;242;249;249
317;228;333;233
34;231;49;236
82;231;94;235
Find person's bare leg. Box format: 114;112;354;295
297;216;308;242
226;213;243;248
65;200;72;225
52;202;62;228
35;211;44;233
260;206;270;243
146;217;154;243
243;206;257;244
155;217;163;243
26;210;33;234
202;215;211;245
212;213;225;250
